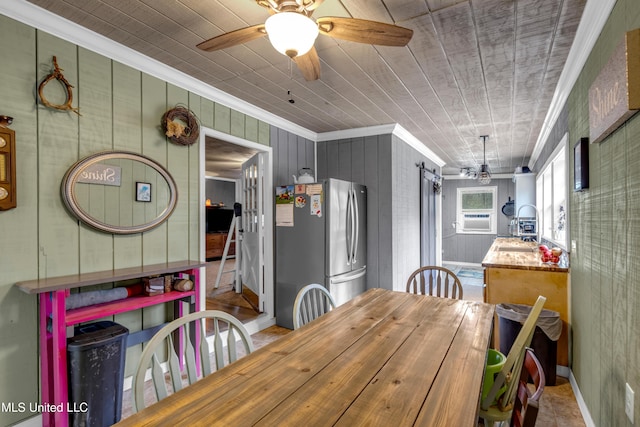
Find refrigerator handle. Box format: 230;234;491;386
329;267;366;285
346;187;353;265
352;188;359;264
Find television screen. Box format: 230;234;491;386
206;208;234;233
574;137;589;191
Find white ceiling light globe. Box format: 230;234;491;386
265;12;319;58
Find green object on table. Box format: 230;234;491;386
482;348;507;403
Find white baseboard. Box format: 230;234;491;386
442;261;483;268
569;369;596;427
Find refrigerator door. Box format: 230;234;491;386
275;184;327;329
327;267;367;306
351;183;367;271
326;179;352;277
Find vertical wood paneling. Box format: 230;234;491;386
214;103;231;134
78;47;114;274
363;136;379;290
0;15;276;423
140;74;169;332
377;135;393;288
140;74;168;265
287;132;297;180
258;120;270;146
188;92;202;261
0;16;39;425
245;115;258;142
37;32;80;279
351;138;365;185
113;62;143;268
200;98;214;128
230;109;245;138
318;133;440;292
166;84;190;262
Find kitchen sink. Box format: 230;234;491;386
497;247;535;252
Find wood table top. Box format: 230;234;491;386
482;238;569;272
115;288;495;427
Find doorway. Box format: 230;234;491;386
199;127;274;333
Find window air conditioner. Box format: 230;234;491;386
462;213;491;232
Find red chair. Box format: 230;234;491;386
511;348;546;427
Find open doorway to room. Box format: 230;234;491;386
200;128;273;330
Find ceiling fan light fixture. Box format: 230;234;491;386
265;12;318;58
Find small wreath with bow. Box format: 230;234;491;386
161;105;200;146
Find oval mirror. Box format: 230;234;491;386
61;151;178;234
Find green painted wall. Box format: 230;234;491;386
568;0;640;425
0;15;269;426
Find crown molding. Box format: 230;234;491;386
317;123;445;167
0;0;317;141
529;0;616;167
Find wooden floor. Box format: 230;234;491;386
205;259;261;323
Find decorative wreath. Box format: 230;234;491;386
161;105;200;146
38;56;81;116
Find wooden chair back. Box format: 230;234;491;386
511;348;546;427
132;310;254;412
406;266;463;299
293;284;336;329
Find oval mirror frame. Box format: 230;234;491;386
61;151;178;234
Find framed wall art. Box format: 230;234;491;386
136;182;151;202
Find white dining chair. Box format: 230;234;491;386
132;310;254;412
293;284;336;329
406;266;463;299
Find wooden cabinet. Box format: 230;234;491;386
206;232;235;259
484;267;569;366
482;238;570;367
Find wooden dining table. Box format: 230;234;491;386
116;288;495;427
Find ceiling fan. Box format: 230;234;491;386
196;0;413;81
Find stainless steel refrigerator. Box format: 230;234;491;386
275;178;366;329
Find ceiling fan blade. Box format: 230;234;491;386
317;17;413;47
293;46;321;81
197;24;266;52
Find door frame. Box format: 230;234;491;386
199;127;275;332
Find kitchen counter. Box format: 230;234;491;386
482;237;570;372
481;237;569;272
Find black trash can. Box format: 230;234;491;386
67;321;129;427
496;303;562;385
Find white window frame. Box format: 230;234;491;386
456;186;497;234
536;134;568;249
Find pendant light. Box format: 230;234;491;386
478;135;491;185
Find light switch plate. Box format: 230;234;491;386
571;239;577;254
626;383;634;423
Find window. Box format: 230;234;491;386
456;186;497;234
536;135;567;248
